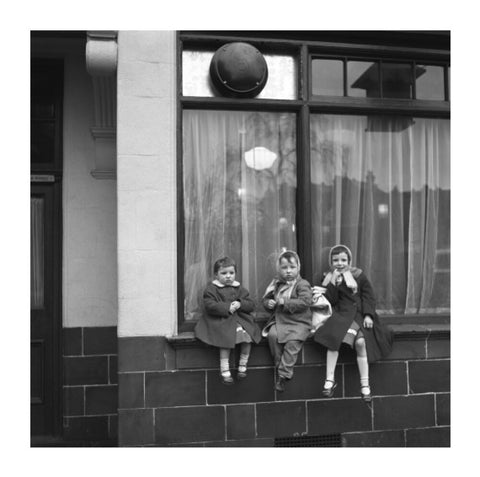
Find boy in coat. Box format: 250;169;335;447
262;250;312;392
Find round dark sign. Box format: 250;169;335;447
209;42;268;98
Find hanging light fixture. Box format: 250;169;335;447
244;146;277;170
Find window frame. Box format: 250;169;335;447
177;31;450;332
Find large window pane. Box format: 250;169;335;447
310;115;450;314
183;110;297;320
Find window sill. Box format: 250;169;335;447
167;320;450;349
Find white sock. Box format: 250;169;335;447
220;358;230;376
357;356;370;393
238;353;249;372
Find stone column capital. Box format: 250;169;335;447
86;30;118;76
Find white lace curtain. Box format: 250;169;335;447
310;115;450;314
183;110;297;320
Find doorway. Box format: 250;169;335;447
31;58;63;439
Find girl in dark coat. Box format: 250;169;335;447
313;245;393;401
195;257;261;385
262;250;313;392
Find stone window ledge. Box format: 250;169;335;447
167;321;450;349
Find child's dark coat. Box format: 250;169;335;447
313;272;393;362
195;282;261;349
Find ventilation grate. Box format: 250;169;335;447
274;433;342;447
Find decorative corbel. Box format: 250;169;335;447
86;31;117;179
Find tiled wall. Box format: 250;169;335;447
63;326;118;444
117;327;450;447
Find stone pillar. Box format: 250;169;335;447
116;31;177;338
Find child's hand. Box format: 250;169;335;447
312;286;326;298
363;315;374;329
229;301;241;314
266;299;277;309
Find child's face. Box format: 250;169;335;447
278;257;299;281
331;252;350;271
215;265;236;286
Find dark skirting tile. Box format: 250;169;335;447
109;355;118;384
427;337;450;358
344;361;407;397
118;337;167;372
409;359;450;394
226;404;256;440
64;356;109;385
118;373;144;409
174;345;218;369
436;393;450;426
109;415;118;441
85;385;118;415
406;426;450;447
118;409;155;446
207;367;274;404
84;326;117;355
278;365;333;401
63;327;82;356
307;398;372;435
154;406;225;445
342;429;405;447
386;338;426;360
63;386;84;416
256;401;306;438
63;416;109;441
374;395;436;430
145;370;206;407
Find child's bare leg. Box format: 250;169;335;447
219;348;233;383
325;349;339;388
238;342;251;376
355;337;370;397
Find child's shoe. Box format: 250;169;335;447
237;365;247;379
361;385;372;402
322;379;337;398
275;375;286;392
220;370;234;385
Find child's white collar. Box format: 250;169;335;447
212;279;240;288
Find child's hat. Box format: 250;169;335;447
329;244;353;265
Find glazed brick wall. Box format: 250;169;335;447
117;326;450;447
63;326;118;444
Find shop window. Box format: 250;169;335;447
180;34;450;325
183;110;297;320
310;115;450;314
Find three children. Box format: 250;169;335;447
196;246;392;399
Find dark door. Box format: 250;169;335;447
31;57;63;439
31;182;62;436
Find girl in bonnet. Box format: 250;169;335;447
262;250;313;392
312;244;393;402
